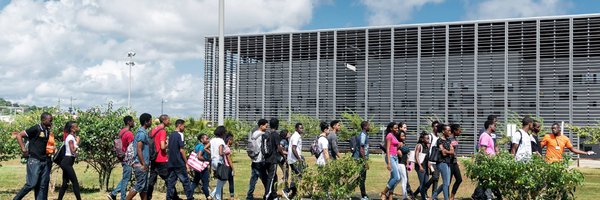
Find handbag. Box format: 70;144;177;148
187;152;210;172
215;163;231;181
53;145;66;165
429;145;442;163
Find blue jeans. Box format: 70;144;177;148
192;170;210;198
416;163;429;200
246;162;266;200
133;165;148;193
433;162;451;200
14;158;51;200
111;163;132;200
385;156;400;191
167;167;194;200
211;179;227;200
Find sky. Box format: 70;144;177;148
0;0;598;118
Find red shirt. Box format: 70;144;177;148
151;125;168;163
120;128;134;152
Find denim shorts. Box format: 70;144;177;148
133;166;148;193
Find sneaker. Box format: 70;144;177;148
106;193;116;200
281;189;289;200
361;196;369;200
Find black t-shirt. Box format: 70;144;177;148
167;131;186;168
264;130;281;164
436;137;453;164
25;124;50;161
531;135;542;155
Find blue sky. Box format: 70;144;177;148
0;0;598;117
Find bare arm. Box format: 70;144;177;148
440;141;454;156
568;146;589;155
160;140;167;150
415;144;422;167
292;145;301;162
204;143;212;158
386;138;392;171
16;131;27;153
180;148;187;165
511;143;518;155
69;140;77;154
137;141;145;167
323;148;329;162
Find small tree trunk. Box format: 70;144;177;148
103;168;113;192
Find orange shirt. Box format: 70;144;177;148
541;134;573;163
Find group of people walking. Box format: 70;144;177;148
11;112;596;200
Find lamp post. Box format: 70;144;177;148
69;96;77;114
161;98;167;114
126;51;136;110
217;0;225;126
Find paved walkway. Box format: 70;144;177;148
573;159;600;168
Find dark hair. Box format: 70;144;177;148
140;113;152;125
484;120;494;129
159;114;169;124
522;117;534;126
330;120;340;128
258;119;268;127
431;120;440;127
41;112;52;121
418;131;428;144
552;122;560;127
320;121;329;132
175;119;185;127
487;115;498;121
197;133;207;141
214;126;227;138
361;121;369;130
385;122;397;134
123;116;134;125
295;123;303;130
398;121;407;129
450;124;461;133
63;121;77;134
437;124;450;133
224;132;234;143
280;129;289;139
269;118;279;130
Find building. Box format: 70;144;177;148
204;14;600;154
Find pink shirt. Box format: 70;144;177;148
386;133;400;156
479;132;495;155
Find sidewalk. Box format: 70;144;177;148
574;159;600;168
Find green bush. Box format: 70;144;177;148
463;151;584;200
299;156;366;199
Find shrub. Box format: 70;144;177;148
299;156;367;199
463;151;584;200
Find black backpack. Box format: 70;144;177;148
148;127;163;162
349;135;359;157
261;131;275;159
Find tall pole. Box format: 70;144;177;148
126;51;136;111
217;0;225;126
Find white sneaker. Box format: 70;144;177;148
361;196;369;200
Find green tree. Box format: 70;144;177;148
567;122;600;145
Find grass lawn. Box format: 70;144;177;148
1;152;599;200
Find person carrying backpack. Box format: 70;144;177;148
246;119;268;200
355;121;370;200
125;113;153;200
147;114;179;200
316;121;330;166
108;116;135;200
263;118;282;200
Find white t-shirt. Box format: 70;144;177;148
210;137;226;168
251;130;265;163
511;129;532;161
65;134;78;157
428;132;439;160
316;136;329;166
288;131;302;164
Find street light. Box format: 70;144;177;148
161;98;168;114
126;50;136;110
69;96;77;114
217;0;225;126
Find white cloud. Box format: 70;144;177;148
464;0;572;20
360;0;445;26
0;0;317;117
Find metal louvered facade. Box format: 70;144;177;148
204;14;600;154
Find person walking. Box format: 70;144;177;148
166;119;194;200
380;122;400;200
511;117;534;161
415;132;431;200
278;130;290;196
423;121;441;198
541;123;595;163
125;113;153;200
474;120;502;200
328;120;342;160
396;123;412;200
224;133;236;199
191;134;211;199
316;121;330;166
283;123;304;199
210;126;229;200
264;118;282;200
531;121;543;156
448;124;463;200
355;121;370;200
246;119;268;200
108;116;135;200
14;112;54;200
57;121;82;200
148;114;176;200
432;124;454;200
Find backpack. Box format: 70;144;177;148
123;142;136;166
114;129;127;161
148;127;163;162
246;131;261;160
349;135;358;156
310;135;325;159
261;131;276;159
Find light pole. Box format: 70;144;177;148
217;0;225;126
69;96;77;114
161;98;167;114
126;51;136;110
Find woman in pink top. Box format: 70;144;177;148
380;122;400;200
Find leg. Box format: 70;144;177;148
288;162;302;199
450;163;462;198
166;169;177;200
57;163;69;200
132;166;149;199
228;169;235;197
156;163;176;199
430;164;440;198
191;170;200;192
385;157;400;193
174;167;194;200
14;158;43;200
146;162;159;200
359;163;367;198
264;163;277;200
120;164;133;200
246;163;260;200
201;170;211;199
65;158;82;200
36;159;51;200
439;163;451;200
418;165;430;200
